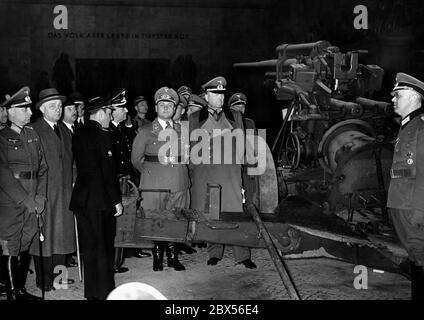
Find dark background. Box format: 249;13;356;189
1;0;423;141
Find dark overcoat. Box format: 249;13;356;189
30;118;75;256
70;120;122;213
189;107;245;212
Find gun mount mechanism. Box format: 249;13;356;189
234;40;398;225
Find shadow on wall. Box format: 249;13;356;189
52;52;75;97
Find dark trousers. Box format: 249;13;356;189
75;210;115;300
33;254;66;288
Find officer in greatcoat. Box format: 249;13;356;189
30;88;76;291
0;87;47;300
387;73;424;300
228;92;259;207
131;87;190;272
70;94;123;300
189;77;256;269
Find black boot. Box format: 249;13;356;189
16;251;41;300
410;261;424;300
113;248;128;273
0;255;15;300
167;243;185;271
152;242;164;272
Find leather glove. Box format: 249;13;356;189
35;195;46;214
114;203;124;217
23;196;38;214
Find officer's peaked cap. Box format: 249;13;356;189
228;92;247;107
201;76;226;94
2;87;32;109
154;87;179;105
391;73;424;99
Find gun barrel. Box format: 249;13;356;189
276;40;331;56
233;59;277;68
355;97;393;114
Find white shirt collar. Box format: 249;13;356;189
157;118;173;130
112;121;120;128
43;118;57;130
62;121;74;133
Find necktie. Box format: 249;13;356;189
71;125;75;133
165;121;172;129
53;124;61;140
209;108;222;121
214;109;222;121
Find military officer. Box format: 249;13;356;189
228;92;259;207
0;98;8;129
186;94;207;118
133;96;151;131
174;94;188;123
387;73;424;300
177;85;192;101
189;76;256;269
0;87;47;300
70;95;123;300
131;87;190;272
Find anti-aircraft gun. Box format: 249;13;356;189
235;41;397;227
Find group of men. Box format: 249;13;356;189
0;75;258;300
2;70;424;301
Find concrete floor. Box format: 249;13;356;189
2;246;411;300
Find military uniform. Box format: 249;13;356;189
70;96;122;300
189;77;255;268
0;87;46;300
229;92;259;207
131;87;190;271
387;73;424;300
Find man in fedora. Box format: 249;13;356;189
387;73;424;300
70;92;86;132
0;87;46;300
70;94;123;300
30;88;76;292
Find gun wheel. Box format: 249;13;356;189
283;132;301;170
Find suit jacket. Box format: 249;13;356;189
30;118;75;256
131;118;190;192
70;120;121;213
387;110;424;211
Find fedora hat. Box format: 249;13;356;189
36;88;66;109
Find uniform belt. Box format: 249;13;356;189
144;155;182;163
390;168;412;178
13;171;37;180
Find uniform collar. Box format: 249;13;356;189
401;108;422;129
157;117;173;130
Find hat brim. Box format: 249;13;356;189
36;95;66;109
206;89;226;94
86;105;114;114
156;99;177;104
